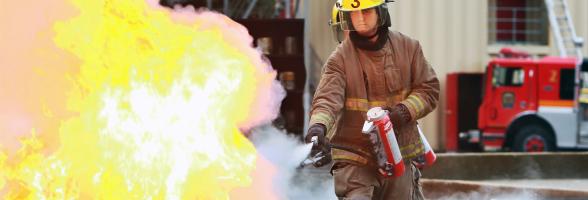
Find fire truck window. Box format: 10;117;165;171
492;66;524;87
560;69;575;100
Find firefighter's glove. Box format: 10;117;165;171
385;104;412;129
305;123;331;167
305;123;327;146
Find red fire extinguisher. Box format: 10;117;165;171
362;107;404;178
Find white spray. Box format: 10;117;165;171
249;125;337;200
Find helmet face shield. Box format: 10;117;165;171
330;2;345;43
330;23;345;43
338;5;388;31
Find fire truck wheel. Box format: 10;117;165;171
512;125;555;152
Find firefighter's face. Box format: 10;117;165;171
350;8;378;36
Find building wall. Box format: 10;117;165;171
305;0;588;150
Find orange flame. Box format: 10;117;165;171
0;0;283;199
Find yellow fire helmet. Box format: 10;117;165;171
338;0;384;11
337;0;393;31
329;2;345;43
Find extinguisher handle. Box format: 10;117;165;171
311;136;318;146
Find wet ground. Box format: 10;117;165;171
481;179;588;191
291;163;588;200
284;152;588;199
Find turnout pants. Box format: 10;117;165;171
331;161;424;200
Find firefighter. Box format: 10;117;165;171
305;0;439;199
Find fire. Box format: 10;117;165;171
0;0;282;199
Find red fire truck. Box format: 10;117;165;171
446;48;588;152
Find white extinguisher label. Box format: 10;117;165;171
417;124;432;152
385;122;403;165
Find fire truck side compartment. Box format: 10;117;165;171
536;57;578;148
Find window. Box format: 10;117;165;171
560;69;575;100
492;66;524;87
488;0;548;45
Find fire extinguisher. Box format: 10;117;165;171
413;124;437;168
362;107;404;178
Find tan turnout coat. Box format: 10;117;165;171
309;31;440;165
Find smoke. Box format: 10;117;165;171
249;125;337;200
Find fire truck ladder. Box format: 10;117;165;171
545;0;584;61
